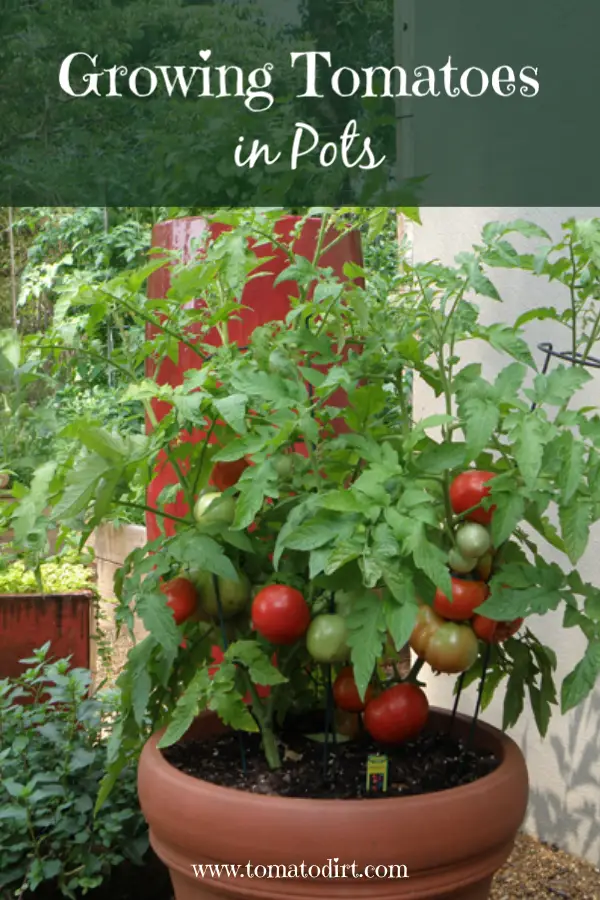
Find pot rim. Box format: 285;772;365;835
143;707;521;810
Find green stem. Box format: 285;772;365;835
405;656;426;684
580;305;600;362
568;237;579;361
244;677;281;769
191;420;216;497
114;499;192;526
105;289;205;362
34;343;133;381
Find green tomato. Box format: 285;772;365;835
273;454;294;479
193;492;235;527
447;547;477;574
195;569;251;620
306;614;350;663
455;522;491;559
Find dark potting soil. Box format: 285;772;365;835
162;719;499;800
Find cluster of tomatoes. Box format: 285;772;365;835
410;471;524;674
158;462;524;748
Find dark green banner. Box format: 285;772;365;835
1;0;598;205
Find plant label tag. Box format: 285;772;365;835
366;754;389;793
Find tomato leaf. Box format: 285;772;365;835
232;481;266;531
403;523;452;597
213;394;248;435
346;592;386;701
479;323;536;368
459;396;500;461
509;414;548;487
559;496;591;563
384;592;418;652
170;532;239;581
136;588;180;654
561;640;600;713
226;641;287;686
490;492;525;546
157;669;210;748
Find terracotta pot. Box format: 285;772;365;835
138;709;528;900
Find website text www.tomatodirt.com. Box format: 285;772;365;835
191;860;409;880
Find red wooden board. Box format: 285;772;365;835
0;593;92;679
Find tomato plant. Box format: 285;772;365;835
471;614;524;643
449;470;496;525
332;666;373;712
161;577;198;625
425;623;479;673
251;584;310;645
364;684;429;744
210;458;250;491
306;614;349;663
433;577;488;621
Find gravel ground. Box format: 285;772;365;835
491;833;600;898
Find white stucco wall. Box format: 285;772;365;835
412;208;600;865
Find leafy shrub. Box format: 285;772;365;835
0;555;94;595
0;646;148;898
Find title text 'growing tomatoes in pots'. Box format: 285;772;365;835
364;684;429;744
333;666;373;712
433;577;488;621
252;584;311;645
449;470;496;525
161;577;198;625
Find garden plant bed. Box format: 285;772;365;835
162;722;498;799
14;852;172;900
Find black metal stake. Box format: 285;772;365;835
530;343;554;412
212;574;247;775
448;672;465;736
467;642;492;750
322;663;336;782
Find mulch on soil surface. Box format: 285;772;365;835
491;833;600;899
162;726;498;799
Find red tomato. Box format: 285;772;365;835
251;585;311;645
333;667;373;713
449;470;496;525
433;577;488;621
472;614;524;643
210;458;250;491
161;577;198;625
364;684;429;744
